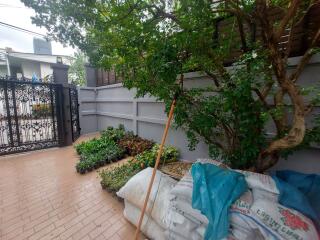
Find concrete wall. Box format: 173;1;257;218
79;80;210;161
79;56;320;173
21;61;41;79
40;63;53;78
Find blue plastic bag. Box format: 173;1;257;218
272;170;320;229
191;163;247;240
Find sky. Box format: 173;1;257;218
0;0;75;56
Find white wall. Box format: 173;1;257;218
21;61;41;79
40;63;53;78
79;56;320;174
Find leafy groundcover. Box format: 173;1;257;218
99;144;179;193
75;125;155;174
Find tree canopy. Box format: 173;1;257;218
22;0;320;171
68;51;86;87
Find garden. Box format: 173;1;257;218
74;125;179;192
22;0;320;240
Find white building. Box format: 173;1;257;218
0;48;72;80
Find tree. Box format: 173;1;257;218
68;51;86;87
22;0;320;171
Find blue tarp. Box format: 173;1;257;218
191;163;247;240
272;170;320;230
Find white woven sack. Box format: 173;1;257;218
117;167;177;229
123;200;166;240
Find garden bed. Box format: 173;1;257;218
74;125;154;174
99;144;179;193
74;125;180;193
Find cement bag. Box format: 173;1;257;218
231;197;319;240
117;167;177;229
170;171;193;202
230;191;279;240
165;204;206;240
170;197;208;225
251;199;319;240
123;200;166;240
236;170;279;202
170;159;226;202
196;158;229;168
229;212;272;240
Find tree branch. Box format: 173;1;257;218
256;152;279;172
253;87;285;135
293;1;319;28
205;71;221;88
258;80;274;100
275;0;301;41
273;89;288;133
181;91;234;149
252;87;270;109
147;4;180;24
236;15;248;51
283;19;295;61
290;28;320;82
263;80;306;154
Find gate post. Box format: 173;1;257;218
52;63;73;146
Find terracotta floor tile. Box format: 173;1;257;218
0;133;146;240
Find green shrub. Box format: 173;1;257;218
118;134;154;156
100;124;126;142
75;124;177;175
76;160;95;174
75;137;108;156
99;144;179;192
75;128;126;174
100;164;141;192
75;140;124;174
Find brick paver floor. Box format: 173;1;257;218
0;134;144;240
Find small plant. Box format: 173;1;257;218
32;103;51;118
76;160;94;174
75;125;178;174
100;125;126;143
118;134;154;156
75;140;124;174
74;126;126;174
99;144;179;192
100;164;141;192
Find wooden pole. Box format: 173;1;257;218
134;98;176;240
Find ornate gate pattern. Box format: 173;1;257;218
69;85;81;141
0;77;64;155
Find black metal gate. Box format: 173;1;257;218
69;85;81;141
0;77;64;155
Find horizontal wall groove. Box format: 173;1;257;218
96;111;133;120
136;116;166;125
81;110;97;116
95;98;132;103
80;98;96;103
79;62;320;171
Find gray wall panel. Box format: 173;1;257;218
98;115;133;132
78;87;97;134
97;102;133;114
137;121;210;160
138;102;166;119
79;57;320;173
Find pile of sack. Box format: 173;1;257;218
165;159;214;240
117;167;177;240
116;159;319;240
